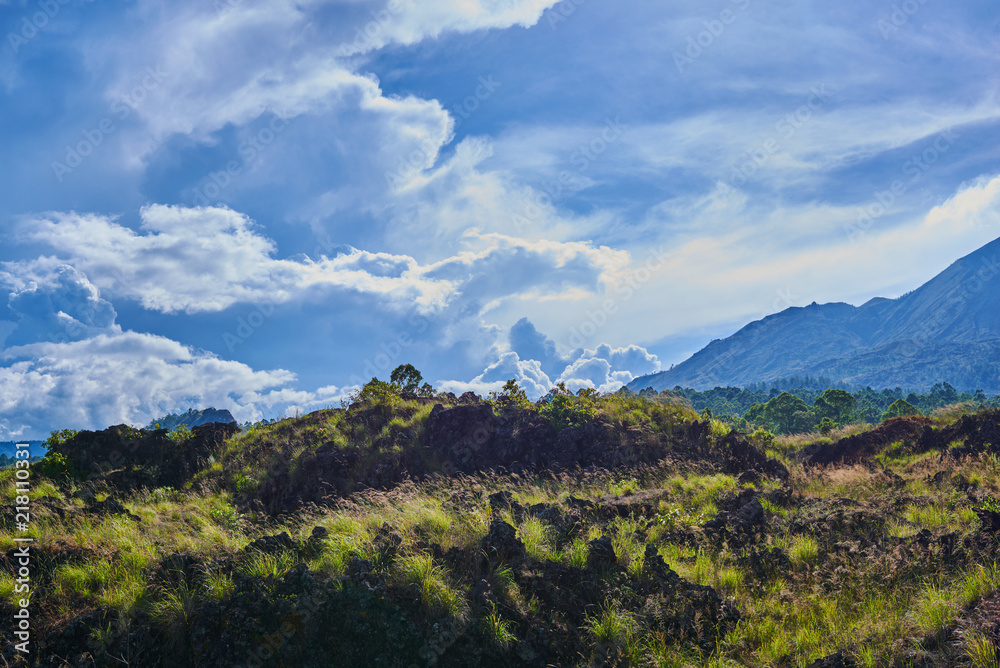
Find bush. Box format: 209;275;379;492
539;384;595;431
33;451;78;481
167;424;194;444
488;379;533;414
45;428;80;450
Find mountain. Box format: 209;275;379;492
630;236;1000;392
0;440;46;458
145;407;237;432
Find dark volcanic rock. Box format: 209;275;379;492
587;535;617;569
52;421;238;491
806;651;857;668
246;531;297;554
482;519;526;567
425;403;497;473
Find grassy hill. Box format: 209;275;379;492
1;384;998;666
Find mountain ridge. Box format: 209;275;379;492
631;236;1000;392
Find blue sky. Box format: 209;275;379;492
1;0;999;438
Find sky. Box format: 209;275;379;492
1;0;999;439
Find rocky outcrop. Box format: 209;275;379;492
51;422;238;490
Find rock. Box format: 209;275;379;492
587;535;617;569
736;497;766;528
470;579;496;610
425;403;496;472
488;491;526;520
246;531;297;554
373;523;403;566
805;651;857;668
88;496;142;522
975;506;1000;533
643;543;679;582
482;519;526;566
529;503;563;524
310;526;329;540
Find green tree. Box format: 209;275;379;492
488;379;532;414
389;364;423;393
814;389;856;424
743;403;768;428
882;398;921;421
763;392;816;434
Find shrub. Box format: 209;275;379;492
167;424;194;444
488;379;533;414
45;428;80;450
33;451;77;481
539;384;596;431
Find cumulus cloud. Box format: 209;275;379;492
556;343;661;393
0;332;303;440
97;0;558;157
17;205;627;317
441;319;662;399
438;351;552;398
2;265;120;347
509;317;564;378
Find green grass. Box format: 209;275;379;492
789;535;820;568
964;631;999;668
482;604;517;649
393;553;468;619
15;395;1000;667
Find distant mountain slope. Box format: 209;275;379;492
630;236;1000;392
145;408;236;432
0;440;46;458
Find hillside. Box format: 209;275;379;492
1;384;998;667
631;236;1000;392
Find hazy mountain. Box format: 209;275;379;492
630;236;1000;392
0;440;46;459
145;407;237;432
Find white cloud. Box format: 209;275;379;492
556;343;661;393
96;0;558;160
442;328;663;399
18;205;454;314
1;265;120;347
17;205;627;317
0;332;298;439
438;351;552;398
